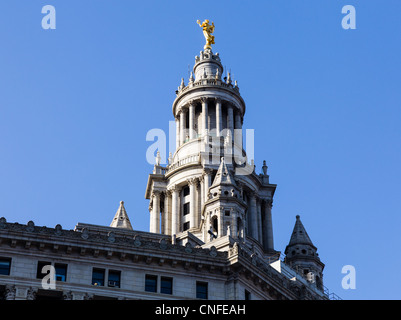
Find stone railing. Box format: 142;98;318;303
166;154;200;174
176;78;240;97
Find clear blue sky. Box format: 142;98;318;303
0;0;400;300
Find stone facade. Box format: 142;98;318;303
0;40;332;300
0;217;326;300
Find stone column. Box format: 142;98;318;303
151;191;160;233
203;169;212;202
164;191;171;235
201;97;208;137
218;208;224;237
257;199;262;243
188;178;197;230
249;192;258;240
234;112;242;147
199;174;205;210
263;199;274;251
171;186;180;236
180;109;186;145
188;100;195;139
215;98;222;137
196;179;202;228
227;104;234;137
176;117;180;149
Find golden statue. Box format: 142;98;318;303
197;19;215;50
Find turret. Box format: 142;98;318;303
284;215;325;291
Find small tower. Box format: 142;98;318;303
203;157;246;242
284;215;325;291
110;201;133;230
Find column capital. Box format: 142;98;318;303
186;177;198;185
151;190;162;198
200;96;208;103
263;198;273;208
214;97;222;104
168;184;181;193
202;168;214;176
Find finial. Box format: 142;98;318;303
262;160;268;175
155;151;161;166
120;201;124;205
296;215;300;220
215;68;220;80
179;78;185;90
189;71;194;83
197;19;215;50
168;152;173;165
226;72;232;84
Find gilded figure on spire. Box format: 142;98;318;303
197;19;215;50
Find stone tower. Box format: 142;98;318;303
284;215;325;290
145;44;277;256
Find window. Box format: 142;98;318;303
196;281;208;299
92;268;105;286
245;289;251;300
108;270;121;288
183;186;190;197
0;258;11;276
36;261;51;279
161;277;173;295
212;217;218;233
145;275;158;293
54;263;67;282
183;221;190;231
183;202;190;216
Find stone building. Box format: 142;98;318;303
0;30;333;300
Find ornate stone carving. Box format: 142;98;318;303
26;221;35;232
54;224;62;236
81;228;89;240
107;231;115;243
133;235;142;247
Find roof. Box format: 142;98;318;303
210;157;237;188
110;201;133;230
287;215;314;247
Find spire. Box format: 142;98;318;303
211;157;237;188
284;215;325;291
287;215;314;247
110;201;133;230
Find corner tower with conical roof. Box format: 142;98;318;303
284;215;325;291
145;20;277;259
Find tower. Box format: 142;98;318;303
284;215;325;291
145;20;277;257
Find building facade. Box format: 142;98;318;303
0;26;332;300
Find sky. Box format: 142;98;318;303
0;0;400;300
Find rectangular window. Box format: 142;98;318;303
183;221;190;231
245;289;251;300
108;270;121;288
161;277;173;295
183;202;190;216
145;274;158;293
196;281;208;299
54;263;67;282
0;258;11;276
92;268;105;286
183;186;190;197
36;261;51;279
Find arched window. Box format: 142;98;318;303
211;216;218;235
